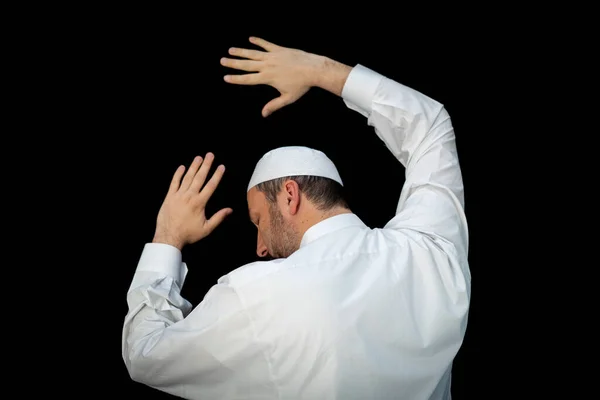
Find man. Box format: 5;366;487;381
122;37;471;399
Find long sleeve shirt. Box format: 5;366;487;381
122;64;471;400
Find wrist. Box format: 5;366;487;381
312;56;352;97
152;232;184;251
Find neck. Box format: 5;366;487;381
296;206;352;240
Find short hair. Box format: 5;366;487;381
256;176;349;211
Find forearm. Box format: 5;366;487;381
124;282;192;360
123;243;191;348
123;243;192;379
312;56;353;97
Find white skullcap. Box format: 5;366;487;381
247;146;343;192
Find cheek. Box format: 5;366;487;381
260;221;275;242
263;224;272;238
258;224;269;241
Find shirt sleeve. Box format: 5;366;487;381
121;243;274;398
341;65;468;257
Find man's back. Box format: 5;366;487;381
221;213;470;399
122;51;471;400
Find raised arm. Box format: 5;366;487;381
122;156;272;397
339;65;467;256
222;37;467;255
122;246;270;397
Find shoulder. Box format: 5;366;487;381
217;258;289;288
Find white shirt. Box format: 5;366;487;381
122;64;471;400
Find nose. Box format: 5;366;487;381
256;231;268;258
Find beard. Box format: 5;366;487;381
267;203;299;259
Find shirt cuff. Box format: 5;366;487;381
135;242;188;286
341;64;383;115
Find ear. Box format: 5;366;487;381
282;179;301;215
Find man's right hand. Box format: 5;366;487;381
220;37;351;117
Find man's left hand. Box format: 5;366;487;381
153;153;233;250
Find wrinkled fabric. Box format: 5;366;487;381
122;64;471;400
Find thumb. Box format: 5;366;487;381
262;95;292;117
205;208;233;234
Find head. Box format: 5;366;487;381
247;175;350;259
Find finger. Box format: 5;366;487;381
180;156;203;191
205;207;233;235
249;37;280;52
262;95;292;117
198;164;226;204
168;165;185;194
224;72;265;86
220;57;262;72
189;152;214;193
227;47;265;60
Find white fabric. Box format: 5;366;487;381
247;146;343;192
122;64;471;400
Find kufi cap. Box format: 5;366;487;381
247;146;343;192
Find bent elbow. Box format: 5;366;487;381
123;348;156;386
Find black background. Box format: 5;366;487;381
34;8;493;399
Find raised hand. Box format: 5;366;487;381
153;153;233;250
221;37;325;117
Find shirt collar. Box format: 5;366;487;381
299;213;367;248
